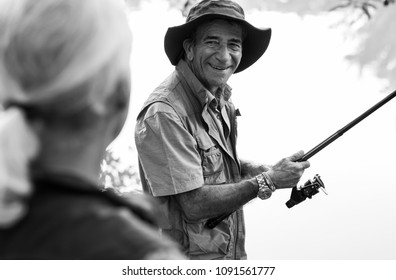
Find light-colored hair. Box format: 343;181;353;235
0;0;131;227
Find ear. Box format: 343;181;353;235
183;39;194;61
106;77;130;114
103;77;131;141
113;77;130;112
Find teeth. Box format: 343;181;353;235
212;65;226;70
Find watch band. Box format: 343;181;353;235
256;173;273;200
262;172;276;192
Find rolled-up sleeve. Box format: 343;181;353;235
135;102;204;197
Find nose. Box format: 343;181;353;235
215;44;231;63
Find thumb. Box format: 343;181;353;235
287;150;305;162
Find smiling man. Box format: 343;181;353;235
135;0;310;260
183;19;242;93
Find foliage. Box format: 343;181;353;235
345;4;396;90
124;0;196;11
99;145;141;193
329;0;395;23
127;0;395;89
257;0;396;89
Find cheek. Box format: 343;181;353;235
232;53;242;68
197;48;213;62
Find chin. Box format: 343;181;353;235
210;79;228;88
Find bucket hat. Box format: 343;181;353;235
164;0;271;73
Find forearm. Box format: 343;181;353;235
240;159;271;179
176;178;259;222
175;152;310;222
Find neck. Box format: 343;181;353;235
34;159;102;186
33;132;106;187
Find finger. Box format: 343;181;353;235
287;150;305;161
299;160;310;169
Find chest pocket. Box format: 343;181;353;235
195;132;226;185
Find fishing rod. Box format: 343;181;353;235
286;88;396;207
206;89;396;228
298;89;396;162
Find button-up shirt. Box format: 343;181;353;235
135;59;246;260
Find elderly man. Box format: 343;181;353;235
135;0;310;260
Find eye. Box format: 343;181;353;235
205;40;219;47
229;42;242;52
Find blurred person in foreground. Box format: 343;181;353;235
135;0;310;260
0;0;184;259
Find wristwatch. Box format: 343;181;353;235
256;173;273;200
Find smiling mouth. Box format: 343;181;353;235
209;64;230;71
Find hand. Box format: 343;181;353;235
266;150;310;189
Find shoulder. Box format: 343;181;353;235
143;101;178;118
138;71;200;122
69;203;183;259
0;183;184;259
139;70;183;113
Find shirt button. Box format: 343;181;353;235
216;114;221;119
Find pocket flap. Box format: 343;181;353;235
195;132;216;151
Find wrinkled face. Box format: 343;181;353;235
183;19;243;93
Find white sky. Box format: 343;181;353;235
117;2;396;260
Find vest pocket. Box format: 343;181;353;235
195;132;226;184
184;218;231;259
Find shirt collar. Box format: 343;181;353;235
176;59;232;109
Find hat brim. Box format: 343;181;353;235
164;14;271;73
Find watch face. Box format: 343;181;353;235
259;186;272;199
262;188;272;199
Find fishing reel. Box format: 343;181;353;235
286;174;327;208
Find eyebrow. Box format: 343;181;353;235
203;35;242;44
203;35;220;41
229;38;242;44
